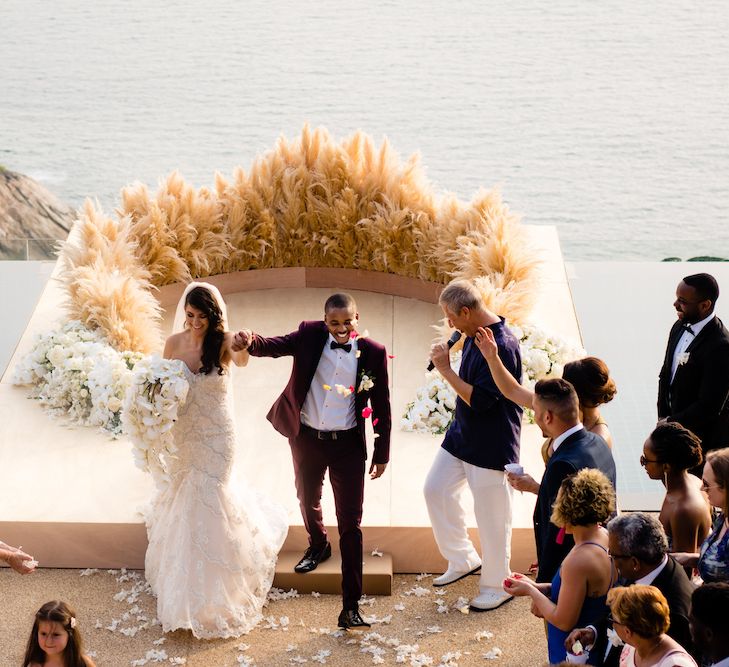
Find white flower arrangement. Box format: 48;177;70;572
12;321;142;434
121;356;189;491
401;323;584;434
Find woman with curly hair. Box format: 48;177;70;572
503;468;616;665
607;585;697;666
640;422;711;555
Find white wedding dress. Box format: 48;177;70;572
145;363;288;638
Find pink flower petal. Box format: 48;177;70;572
362;407;373;419
372;418;379;426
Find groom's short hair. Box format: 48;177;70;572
534;378;579;423
325;293;357;313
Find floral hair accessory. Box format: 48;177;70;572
69;617;77;629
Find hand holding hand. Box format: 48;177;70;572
429;342;451;373
369;462;387;480
474;326;498;361
502;572;533;597
507;472;539;494
564;627;596;652
231;329;251;352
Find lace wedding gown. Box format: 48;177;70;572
145;364;288;638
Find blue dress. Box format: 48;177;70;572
698;513;729;583
547;542;613;665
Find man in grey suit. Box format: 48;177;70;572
568;513;695;665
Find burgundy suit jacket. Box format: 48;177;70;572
247;320;392;464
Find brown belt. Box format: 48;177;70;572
301;424;359;441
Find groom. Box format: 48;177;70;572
236;293;392;630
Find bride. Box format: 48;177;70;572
144;281;288;638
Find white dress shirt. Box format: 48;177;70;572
671;313;715;381
551;423;584;454
635;554;668;585
300;334;358;431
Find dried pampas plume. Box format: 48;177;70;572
60;125;540;351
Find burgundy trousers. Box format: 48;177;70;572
290;426;366;610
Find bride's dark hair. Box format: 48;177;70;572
185;286;225;375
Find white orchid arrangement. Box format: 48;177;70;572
12;320;142;434
13;321;189;490
121;357;189;491
401;323;584;434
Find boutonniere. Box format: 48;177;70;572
678;352;690;366
606;627;624;648
358;369;375;393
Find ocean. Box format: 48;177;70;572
1;0;728;260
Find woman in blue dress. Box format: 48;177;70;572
504;468;616;665
673;447;729;584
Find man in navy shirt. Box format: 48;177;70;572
424;279;522;611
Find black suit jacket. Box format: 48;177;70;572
658;316;729;452
599;556;695;667
534;428;617;583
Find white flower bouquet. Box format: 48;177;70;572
121;357;189;490
401;351;461;434
12;321;142;434
402;323;584;434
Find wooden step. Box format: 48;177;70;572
273;551;392;595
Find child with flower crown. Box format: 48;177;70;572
22;601;96;667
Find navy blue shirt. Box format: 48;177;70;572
441;318;522;470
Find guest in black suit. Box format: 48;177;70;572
519;378;616;584
690;582;729;667
658;273;729;458
567;512;695;666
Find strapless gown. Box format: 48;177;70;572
144;364;288;638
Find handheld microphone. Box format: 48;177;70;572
427;331;462;371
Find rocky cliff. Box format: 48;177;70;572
0;168;75;259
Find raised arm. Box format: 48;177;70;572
474;327;534;408
224;330;250;367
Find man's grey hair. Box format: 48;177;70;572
438;279;483;313
607;512;668;565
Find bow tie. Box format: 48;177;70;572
330;341;352;353
682;323;695;336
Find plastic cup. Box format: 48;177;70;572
504;463;524;475
565;651;590;664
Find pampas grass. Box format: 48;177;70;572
60;125;540;351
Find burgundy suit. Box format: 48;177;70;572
247;320;391;609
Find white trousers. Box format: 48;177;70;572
424;447;513;591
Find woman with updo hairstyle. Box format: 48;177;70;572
607;585;697;667
504;469;616;665
639;422;711;556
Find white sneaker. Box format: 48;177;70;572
469;589;513;611
432;564;481;587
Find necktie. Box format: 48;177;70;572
682;323;695;336
330;341;352;353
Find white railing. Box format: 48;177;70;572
0;238;64;260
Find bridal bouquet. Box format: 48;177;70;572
12;321;142;434
121;357;189;490
401;324;584;434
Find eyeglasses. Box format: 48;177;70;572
701;479;722;491
607;615;624;626
608;552;631;560
640;455;662;466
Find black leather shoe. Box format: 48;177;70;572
338;608;371;631
294;542;332;573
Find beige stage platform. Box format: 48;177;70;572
0;226;580;578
